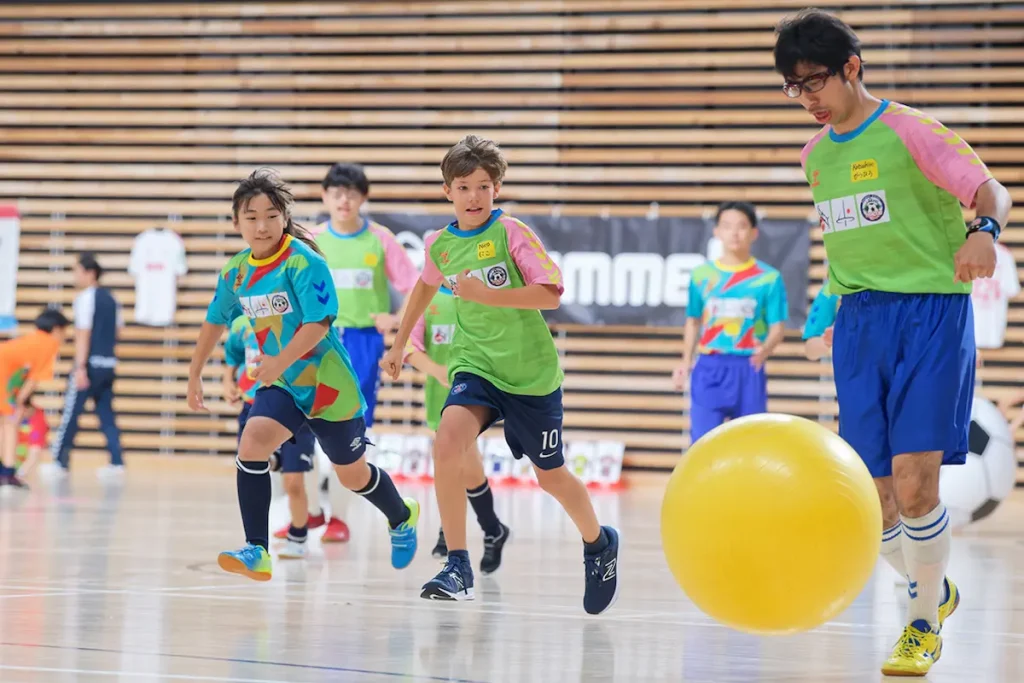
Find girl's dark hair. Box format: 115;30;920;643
35;306;70;332
322;163;370;195
78;251;103;280
716;201;759;228
232;168;323;256
774;9;863;82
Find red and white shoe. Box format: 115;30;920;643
274;511;327;539
321;517;351;543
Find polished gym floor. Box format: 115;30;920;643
1;454;1022;682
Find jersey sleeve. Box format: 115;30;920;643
174;234;188;276
371;224;419;295
502;218;564;294
885;108;994;208
223;320;246;368
765;272;789;326
686;276;704;319
73;289;95;331
205;270;238;326
802;281;839;340
128;235;143;276
404;315;427;360
420;230;446;287
290;253;339;325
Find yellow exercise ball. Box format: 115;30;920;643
661;413;881;635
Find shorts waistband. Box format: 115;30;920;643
839;290;969;310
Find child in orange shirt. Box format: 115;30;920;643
1;307;70;488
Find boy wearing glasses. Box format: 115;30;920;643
775;9;1011;677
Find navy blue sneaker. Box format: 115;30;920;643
583;526;620;615
421;554;475;601
480;523;510;575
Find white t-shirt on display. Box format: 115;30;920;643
128;228;188;326
971;243;1020;349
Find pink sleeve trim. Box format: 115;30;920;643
420;229;445;287
370;222;419;294
501;216;564;294
404;315;426;360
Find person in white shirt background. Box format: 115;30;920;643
129;226;188;327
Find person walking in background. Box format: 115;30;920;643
45;252;125;479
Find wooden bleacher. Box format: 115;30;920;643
1;1;1021;476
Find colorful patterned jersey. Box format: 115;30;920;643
205;235;366;421
315;218;419;329
802;279;841;340
420;209;564;397
405;287;457;430
224;315;260;404
686;258;788;355
802;100;994;295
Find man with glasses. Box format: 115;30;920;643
774;9;1011;677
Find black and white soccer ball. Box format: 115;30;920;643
939;396;1017;529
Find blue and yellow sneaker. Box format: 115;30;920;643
938;577;960;627
881;619;942;677
217;543;272;582
389;497;419;569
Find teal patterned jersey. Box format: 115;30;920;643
802;280;841;341
206;235;366;421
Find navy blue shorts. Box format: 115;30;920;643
237;400;316;473
341;327;385;428
689;353;768;443
833;291;975;478
444;372;564;471
247;386;367;466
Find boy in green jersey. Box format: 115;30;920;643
775;9;1012;676
403;284;511;575
382;135;620;614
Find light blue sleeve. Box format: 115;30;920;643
223;322;245;369
205;271;237;326
686;277;704;319
766;272;788;325
802;282;840;340
290;253;339;325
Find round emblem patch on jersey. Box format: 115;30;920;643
270;293;292;314
355;271;373;288
364;253;379;267
486;264;508;288
859;194;886;223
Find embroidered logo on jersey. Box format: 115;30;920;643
476;240;496;260
809;169;820;188
851;159;879;182
484;263;510;289
269;292;293;315
859;193;887;223
363;253;379;267
233;271;245;290
330;268;374;290
431;324;455;345
707;297;757;319
239;295;276;318
440;251;450;265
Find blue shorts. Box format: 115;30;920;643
444;372;565;471
689;353;767;443
247;386;367;466
237;400;316;473
341;326;385;428
833;291;974;478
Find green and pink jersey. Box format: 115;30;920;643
419;209;564;397
404;286;457;430
801;100;994;295
313;218;419;329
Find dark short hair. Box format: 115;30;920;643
35;306;70;332
322;163;370;195
78;251;103;280
774;9;863;81
716;201;759;228
440;134;508;186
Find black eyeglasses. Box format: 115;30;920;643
782;70;835;98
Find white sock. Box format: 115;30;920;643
881;522;907;579
327;468;349;521
901;504;951;630
304;455;322;517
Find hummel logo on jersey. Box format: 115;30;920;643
602;558;617;582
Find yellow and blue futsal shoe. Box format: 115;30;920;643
389;497;419;569
217;543;272;582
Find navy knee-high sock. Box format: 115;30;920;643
354;463;410;529
236;459;272;550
